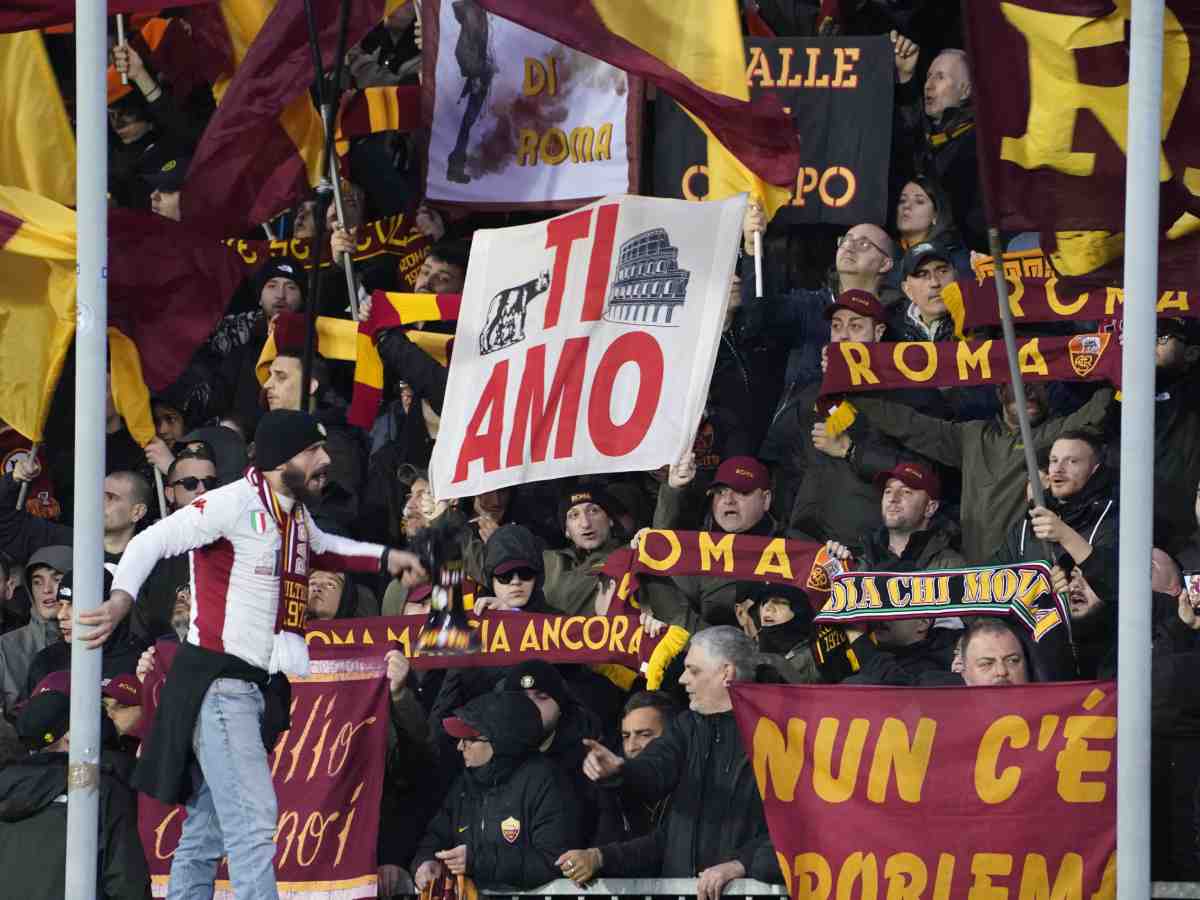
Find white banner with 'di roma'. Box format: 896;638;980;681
430;193;747;499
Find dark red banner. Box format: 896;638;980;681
138;643;390;899
730;680;1116;899
818;334;1121;399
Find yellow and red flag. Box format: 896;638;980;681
334;85;423;160
0;0;214;34
348;291;461;428
0;186;76;442
0;30;75;206
477;0;799;195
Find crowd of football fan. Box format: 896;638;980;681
2;2;1200;898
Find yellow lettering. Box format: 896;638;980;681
969;853;1014;900
1018;853;1083;900
867;717;937;803
1018;338;1049;376
596;122;613;160
698;531;736;573
562;616;585;650
837;851;879;900
753;716;806;801
754;538;794;580
841;341;880;386
490;622;510;654
813;717;869;803
639;530;682;572
957;340;994;381
517;129;538;166
805;46;829;87
745;45;775;87
583;616;608;650
885;852;929;900
519;621;541;653
569;126;595;163
539;128;569;165
831;47;859;88
975;715;1030;804
1045;279;1088;317
1056;706;1115;803
795;852;833;900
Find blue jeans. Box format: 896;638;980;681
167;677;279;900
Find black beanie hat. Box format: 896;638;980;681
254;257;307;305
254;410;327;471
557;480;621;529
500;660;571;712
17;690;71;750
56;568;114;606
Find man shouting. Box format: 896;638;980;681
83;410;423;900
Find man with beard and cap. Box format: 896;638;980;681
995;430;1117;566
542;481;626;616
858;461;963;572
889;241;959;343
0;546;69;717
81;409;425;900
569;627;782;900
413;691;577;891
26;567;147;695
852;382;1114;564
0;683;151;900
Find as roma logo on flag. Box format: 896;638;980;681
806;544;849;593
250;511;270;534
500;816;521;843
1068;333;1111;378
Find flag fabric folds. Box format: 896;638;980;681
181;0;405;237
334;85;423;159
476;0;800;192
965;1;1200;290
254;311;360;384
0;0;214;34
348;292;460;429
0;31;76;206
0;186;76;441
108;327;157;448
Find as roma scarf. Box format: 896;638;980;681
247;467;310;639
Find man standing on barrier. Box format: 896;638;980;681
82;410;424;900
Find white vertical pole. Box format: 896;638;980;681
1117;0;1163;897
65;0;109;894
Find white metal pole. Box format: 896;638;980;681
66;0;108;894
115;14;128;85
1117;0;1162;897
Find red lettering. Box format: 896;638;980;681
581;203;619;322
587;332;664;457
506;338;588;467
453;361;509;482
542;210;591;329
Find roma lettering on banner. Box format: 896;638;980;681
816;563;1070;642
944;250;1199;337
602;530;836;610
819;333;1122;398
138;643;390;899
729;680;1116;899
652;37;892;225
429;194;745;499
422;0;641;208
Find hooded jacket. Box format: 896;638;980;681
542;536;624;617
414;692;578;889
843;627;961;686
997;467;1118;566
597;709;781;883
860;518;965;572
482;525;552;613
0;751;150;899
0;614;62;718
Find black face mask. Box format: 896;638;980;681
758;616;811;655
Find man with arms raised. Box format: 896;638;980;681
83;410;422;900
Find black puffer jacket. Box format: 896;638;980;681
843;627;961;686
598;710;781;883
0;751;150;900
414;692;578;889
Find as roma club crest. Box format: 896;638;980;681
500;816;521;844
1068;332;1110;378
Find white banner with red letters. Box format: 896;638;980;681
430;193;747;499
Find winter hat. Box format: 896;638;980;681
253;257;307;306
253;409;327;471
56;568;114;607
557;480;620;528
499;660;570;712
17;689;71;749
25;545;72;586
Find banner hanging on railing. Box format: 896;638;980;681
730;680;1116;900
430;193;745;499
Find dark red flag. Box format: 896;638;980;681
108;209;246;392
180;0;392;238
0;0;214;34
966;0;1200;292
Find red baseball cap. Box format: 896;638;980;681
442;716;483;740
710;456;770;493
823;289;886;324
30;670;71;699
102;673;143;707
874;462;942;500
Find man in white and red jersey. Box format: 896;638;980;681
82;409;423;900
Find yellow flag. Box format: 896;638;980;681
108;328;157;447
0;32;77;207
688;109;794;222
0;186;77;441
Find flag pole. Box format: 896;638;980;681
115;14;128;85
1117;0;1163;896
66;0;109;891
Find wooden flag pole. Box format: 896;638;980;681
153;467;167;518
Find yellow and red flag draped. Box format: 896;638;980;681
182;0;408;237
477;0;799;194
0;31;75;206
108;327;157;447
254;311;361;384
0;186;76;441
334;85;423;160
348;291;460;429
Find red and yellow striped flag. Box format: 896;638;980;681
334;85;423;159
0;186;76;441
348;291;461;429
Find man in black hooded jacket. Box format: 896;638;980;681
413;691;577;890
